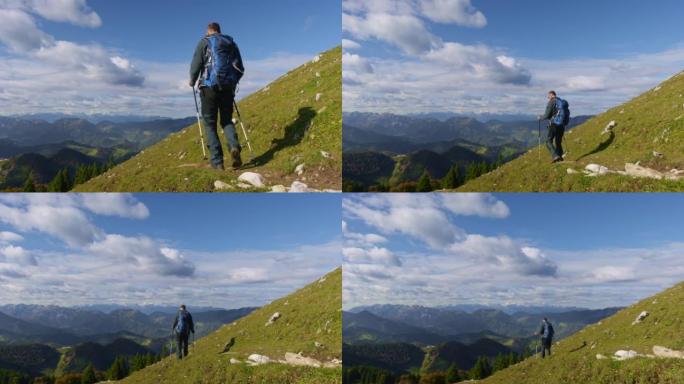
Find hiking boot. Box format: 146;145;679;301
211;163;225;171
231;149;242;170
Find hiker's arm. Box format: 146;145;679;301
189;314;195;333
541;100;554;120
172;315;178;331
189;40;206;87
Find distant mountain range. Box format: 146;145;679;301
9;113;185;124
342;112;592;190
0;304;257;379
0;115;195;189
343;304;620;376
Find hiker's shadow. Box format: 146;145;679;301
576;131;614;161
251;107;317;167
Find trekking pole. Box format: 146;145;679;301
233;100;255;162
538;119;541;163
192;87;208;160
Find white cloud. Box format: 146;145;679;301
342;38;361;50
565;75;607;92
25;0;102;27
343;52;374;74
419;0;487;27
343;246;401;266
80;194;150;219
228;268;271;284
0;8;52;51
591;266;637;283
343;12;439;55
0;245;36;265
0;231;23;243
441;194;510;218
86;235;195;278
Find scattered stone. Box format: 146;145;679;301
271;185;287;193
289;181;310;193
324;358;342;368
262;86;270;92
284;352;321;367
238;172;266;188
237;183;253;189
623;163;672;180
247;354;271;365
567;168;579;175
265;312;282;326
314;342;324;348
320;151;332;159
654;86;662;91
653;346;684;359
619;109;625;114
584;164;611;176
613;350;639;361
315;72;321;78
632;311;649;325
318;276;327;283
315;93;322;102
312;55;321;63
229;358;241;364
295;163;306;176
596;354;607;360
214;180;232;190
601;120;617;135
653;151;664;158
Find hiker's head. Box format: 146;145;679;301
207;22;221;36
548;91;557;100
180;304;186;311
543;317;548;322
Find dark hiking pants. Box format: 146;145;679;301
200;85;240;168
176;332;189;359
546;123;565;159
542;337;552;358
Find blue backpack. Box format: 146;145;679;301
553;98;570;126
175;311;189;334
202;34;243;88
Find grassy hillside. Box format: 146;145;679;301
119;269;341;384
75;47;341;192
458;70;684;192
480;282;684;384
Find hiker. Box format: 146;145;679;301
189;22;245;170
173;304;195;359
538;317;555;358
538;91;570;163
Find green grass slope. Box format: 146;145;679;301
458;70;684;192
119;268;341;384
75;47;341;192
480;282;684;384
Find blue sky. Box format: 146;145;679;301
0;194;341;308
343;193;684;310
0;0;340;117
343;0;684;115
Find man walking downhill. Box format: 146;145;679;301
539;91;570;163
539;317;555;358
173;304;195;359
189;22;245;170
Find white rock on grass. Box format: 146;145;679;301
596;354;607;360
271;185;287;193
632;311;649;325
601;120;617;135
229;358;241;364
315;93;322;102
265;312;281;326
320;151;332;159
653;346;684;359
567;168;579;175
284;352;321;367
295;164;306;176
312;55;321;63
214;180;232;190
624;163;666;180
247;354;271;365
238;172;265;188
585;164;611;175
653;151;664;158
613;350;639;360
289;181;310;193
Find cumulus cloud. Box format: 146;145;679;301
86;235;195;278
441;194;510;218
0;231;23;243
80;194;150;219
419;0;487;27
0;245;37;265
343;246;401;266
342;38;361;50
25;0;102;27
